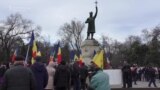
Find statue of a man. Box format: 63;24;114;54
85;6;98;39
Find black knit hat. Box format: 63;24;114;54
15;56;25;61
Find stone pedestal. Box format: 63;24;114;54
81;39;101;65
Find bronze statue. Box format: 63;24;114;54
85;2;98;39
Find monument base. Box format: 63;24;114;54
81;39;100;65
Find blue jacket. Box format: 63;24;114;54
90;70;110;90
31;62;48;90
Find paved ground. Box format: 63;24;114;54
111;80;160;88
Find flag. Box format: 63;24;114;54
49;46;55;62
70;50;75;61
93;50;96;57
54;42;60;58
25;31;34;64
57;47;62;64
31;40;37;64
92;50;104;69
74;54;78;61
37;51;41;56
78;50;83;66
50;50;55;62
29;31;35;46
12;48;18;62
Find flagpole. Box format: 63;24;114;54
25;45;30;65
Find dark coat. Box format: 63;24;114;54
72;63;80;79
0;66;6;86
31;62;48;90
54;64;70;88
80;65;88;80
1;64;36;90
149;68;156;79
0;66;6;77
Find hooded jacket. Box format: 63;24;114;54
31;62;48;90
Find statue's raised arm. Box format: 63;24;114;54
94;6;98;19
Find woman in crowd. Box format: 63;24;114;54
45;61;56;90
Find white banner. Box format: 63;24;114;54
103;69;122;85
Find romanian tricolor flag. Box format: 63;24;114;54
57;47;62;64
74;54;78;61
12;48;18;62
70;50;75;62
31;40;38;64
78;51;83;66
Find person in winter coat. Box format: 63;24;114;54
148;67;157;87
45;61;56;90
89;62;110;90
72;61;81;90
122;61;132;88
1;56;36;90
131;64;137;85
0;64;7;87
54;60;70;90
80;63;88;90
31;56;48;90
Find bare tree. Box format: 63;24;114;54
0;13;41;62
58;19;85;52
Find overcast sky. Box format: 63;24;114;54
0;0;160;43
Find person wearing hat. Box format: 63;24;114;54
31;56;48;90
88;61;110;90
1;55;36;90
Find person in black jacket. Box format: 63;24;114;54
80;63;88;90
31;56;48;90
1;56;36;90
148;67;157;87
0;63;7;87
122;61;132;88
54;60;70;90
72;61;81;90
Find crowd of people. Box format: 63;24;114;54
1;56;160;90
0;56;111;90
122;61;160;88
